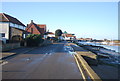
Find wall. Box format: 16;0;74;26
40;40;52;46
1;43;20;51
26;24;40;34
11;27;23;39
0;22;9;39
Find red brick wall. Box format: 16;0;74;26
26;24;41;34
37;25;46;35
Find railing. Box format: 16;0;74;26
74;54;102;81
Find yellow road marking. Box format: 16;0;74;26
74;54;87;81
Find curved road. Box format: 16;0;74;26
2;41;83;79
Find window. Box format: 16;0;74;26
15;24;19;28
2;33;5;37
10;22;15;27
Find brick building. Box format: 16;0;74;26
26;20;46;37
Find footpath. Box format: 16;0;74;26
0;40;52;64
0;47;37;63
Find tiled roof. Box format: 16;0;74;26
26;23;41;34
65;34;76;37
37;24;46;28
26;21;46;35
0;13;25;27
37;24;46;34
47;32;54;34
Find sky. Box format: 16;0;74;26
1;2;118;40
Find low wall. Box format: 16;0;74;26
40;40;52;46
74;54;101;81
1;43;20;51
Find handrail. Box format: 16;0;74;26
74;54;102;81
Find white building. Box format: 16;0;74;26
47;32;55;38
0;13;26;42
62;33;76;41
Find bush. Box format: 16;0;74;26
25;34;44;46
52;37;58;42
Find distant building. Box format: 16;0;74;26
63;33;76;41
26;20;46;37
77;38;92;41
0;13;26;41
47;32;55;37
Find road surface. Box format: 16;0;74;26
2;41;83;79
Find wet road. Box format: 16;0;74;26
2;41;82;79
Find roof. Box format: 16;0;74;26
37;24;46;28
26;22;41;34
37;24;46;34
0;13;25;27
26;20;46;34
47;32;54;34
63;31;67;34
65;34;76;37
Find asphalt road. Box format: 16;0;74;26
2;41;83;79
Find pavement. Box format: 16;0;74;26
0;46;37;62
2;41;83;79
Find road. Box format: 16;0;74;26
2;41;83;79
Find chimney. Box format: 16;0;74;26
31;20;33;23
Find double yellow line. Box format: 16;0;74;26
74;54;102;81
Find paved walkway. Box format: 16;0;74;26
1;47;36;60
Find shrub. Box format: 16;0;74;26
52;37;58;42
25;34;44;46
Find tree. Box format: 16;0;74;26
55;29;63;37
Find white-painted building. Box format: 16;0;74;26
47;32;55;38
62;33;76;41
0;13;26;41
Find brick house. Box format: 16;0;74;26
26;20;46;37
0;13;26;42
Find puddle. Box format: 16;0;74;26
26;58;31;61
64;44;76;55
68;51;77;55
